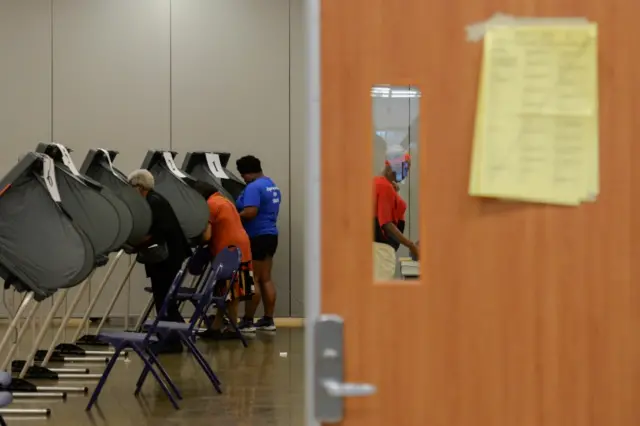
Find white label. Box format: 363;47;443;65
98;148;127;183
163;152;187;178
41;156;61;202
98;148;115;173
205;153;229;179
53;143;80;176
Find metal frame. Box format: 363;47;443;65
0;293;53;415
36;252;128;366
304;0;321;424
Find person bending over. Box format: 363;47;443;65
235;155;281;332
373;152;419;280
200;191;254;340
128;169;192;353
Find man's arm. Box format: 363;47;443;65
238;184;260;221
202;223;212;242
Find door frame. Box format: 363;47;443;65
303;0;321;425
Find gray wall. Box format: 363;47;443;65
0;0;305;318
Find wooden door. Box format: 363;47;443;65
320;0;640;426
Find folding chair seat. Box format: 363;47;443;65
95;331;159;344
136;246;243;395
143;286;198;299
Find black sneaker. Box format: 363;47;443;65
238;318;256;333
200;328;238;341
254;317;276;332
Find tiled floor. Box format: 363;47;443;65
2;327;305;426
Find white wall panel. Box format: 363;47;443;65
52;0;171;318
171;0;291;316
0;0;52;318
289;0;305;317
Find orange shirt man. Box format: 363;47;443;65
207;192;252;264
202;192;253;340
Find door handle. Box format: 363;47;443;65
322;379;377;398
314;314;376;423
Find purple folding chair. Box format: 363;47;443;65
0;372;12;426
136;246;242;394
85;261;192;411
137;244;213;331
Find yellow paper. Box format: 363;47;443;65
469;23;599;205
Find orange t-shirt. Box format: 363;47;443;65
207;193;252;265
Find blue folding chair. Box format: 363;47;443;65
206;265;249;348
137;244;213;331
85;262;191;411
137;246;242;394
0;372;12;426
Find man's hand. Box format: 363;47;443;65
409;241;420;261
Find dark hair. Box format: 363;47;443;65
236;155;262;175
191;181;218;199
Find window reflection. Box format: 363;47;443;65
372;85;421;281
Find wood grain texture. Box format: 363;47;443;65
320;0;640;425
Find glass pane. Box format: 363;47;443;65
371;85;421;281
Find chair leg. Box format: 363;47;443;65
86;346;123;411
131;344;180;409
0;414;6;426
134;362;152;395
182;336;222;393
144;347;183;400
182;335;217;382
224;310;248;348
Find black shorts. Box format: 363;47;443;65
250;234;278;261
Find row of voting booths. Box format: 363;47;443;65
0;144;246;418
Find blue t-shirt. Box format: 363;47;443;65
236;176;281;238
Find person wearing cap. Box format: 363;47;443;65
373;149;419;280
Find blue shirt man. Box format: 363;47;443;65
236;176;281;238
235;155;281;332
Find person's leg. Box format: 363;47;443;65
241;237;268;331
254;234;278;331
237;264;258;332
202;282;240;340
255;258;276;317
253;258;276;331
242;285;261;320
148;271;183;352
149;267;185;323
373;242;396;280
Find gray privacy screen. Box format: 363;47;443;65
187;162;234;200
0;161;94;299
149;162;209;241
54;166;122;256
83;163;151;246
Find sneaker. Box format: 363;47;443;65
238;318;256;333
200;328;238;341
255;317;276;332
